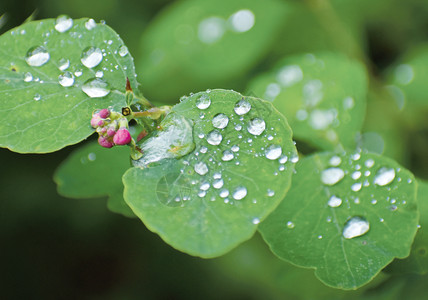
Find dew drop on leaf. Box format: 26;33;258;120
58;58;70;71
200;182;210;191
219;189;229;198
252;218;261;225
247;118;266;136
194;162;209;175
328;195;342;208
351;182;362;192
365;159;375;168
232;186;247;200
231;145;239;152
321;168;345;185
33;93;41;101
287;221;295;229
329;155;342;166
85;18;97;30
374;167;395;186
342;216;370;239
234;99;251;115
212;113;229;129
229;9;255;33
118;45;129;57
24;72;33;82
206;130;222;145
81;78;110;98
213;179;224;189
55;15;73;33
25;46;50;67
81;46;103;69
221;150;234;161
265;144;282;160
196;94;211;109
58;71;75;87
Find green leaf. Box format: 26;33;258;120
54;141;135;218
247;52;368;151
0;17;138;153
259;151;418;289
386;180;428;275
123;89;297;258
138;0;289;101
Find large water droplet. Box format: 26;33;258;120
222;150;234;161
232;186;247;200
81;47;103;69
212;113;229;129
81;78;110;98
328;195;342;208
321;168;345;185
196;94;211;109
58;71;74;87
374;167;395;186
265;144;282;160
229;9;255;32
234;99;251;115
55;15;73;33
25;46;50;67
194;162;209;175
343;217;370;239
247;118;266;136
206;130;222;145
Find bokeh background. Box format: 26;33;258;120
2;0;428;299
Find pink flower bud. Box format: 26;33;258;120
91;116;102;128
98;136;114;148
113;128;132;145
107;128;116;137
98;108;110;119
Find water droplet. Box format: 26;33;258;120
279;155;288;164
351;152;361;161
303;79;323;107
321;168;345;185
290;155;299;163
200;146;208;154
267;189;275;197
81;47;103;68
232;186;247;200
88;152;96;161
198;17;226;44
118;45;129;57
365;159;375;168
234;99;251;115
351;171;362;180
194;162;209;175
58;71;74;87
213;172;222;179
343;216;370;239
351;182;362;192
25;46;50;67
219;189;229;198
252;218;260;225
265;144;282;160
247;118;266;136
55;15;73;33
196;94;211;109
229;9;255;32
329;156;342;166
276;65;303;87
231;145;240;152
95;70;104;78
222;150;234;161
364;170;371;177
198;190;207;198
74;70;83;77
200;182;210;191
24;72;33;82
371;199;377;204
318;235;323;239
328;195;342;208
343;96;355;110
213;179;224;189
212;113;229;129
235;124;242;131
374;167;395;186
81;78;110;98
85;18;97;30
287;221;295;229
33;93;41;101
206;130;222;145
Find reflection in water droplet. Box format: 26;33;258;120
343;216;370;239
81;78;110;98
212;113;229;129
247;118;266;136
206;130;222;145
196;94;211;109
55;15;73;33
229;9;255;32
328;195;342;208
58;71;75;87
194;162;209;175
118;45;129;57
287;221;295;229
265;145;282;160
222;150;234;161
24;72;33;82
234;99;251;115
374;167;395;186
25;46;50;67
81;47;103;68
233;186;247;200
276;65;303;87
329;156;342;166
85;18;97;30
321;168;345;185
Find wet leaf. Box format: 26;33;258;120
123;89;297;257
0;17;138;153
259;151;418;289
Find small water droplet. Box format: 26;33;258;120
235;124;242;131
95;70;104;78
317;235;323;239
351;171;362;180
74;70;83;77
82;78;110;98
212;113;229;129
88;152;96;161
33;93;41;101
231;145;240;152
234;99;251;115
265;144;282;160
24;72;33;82
213;172;222;179
343;96;355;110
371;199;377;205
58;71;74;87
321;168;345;185
351;182;362;192
247;118;266;136
198;190;207;198
196;94;211;109
276;65;303;87
267;189;275;197
365;159;375;168
25;46;50;67
222;150;234;161
200;146;208;154
55;15;73;33
85;18;97;30
351;152;361;161
118;45;129;57
219;189;229;198
213;179;224;189
329;156;342;166
252;218;260;225
200;182;210;191
206;130;222;145
287;221;295;229
328;195;342;207
343;216;370;239
194;162;209;175
81;47;103;68
58;58;70;71
232;186;247;200
374;167;395;186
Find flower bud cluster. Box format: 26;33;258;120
91;108;132;148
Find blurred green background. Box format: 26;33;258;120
2;0;428;298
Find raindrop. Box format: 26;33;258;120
81;78;110;98
265;144;282;160
229;9;255;33
196;94;211;109
351;152;361;161
212;113;229;129
296;109;308;121
328;195;342;208
58;58;70;71
24;72;33;82
343;216;370;239
118;45;129;57
232;186;247;200
371;199;377;205
85;19;97;30
234;99;251;115
264;83;281;101
25;46;50;67
321;168;345;185
81;46;103;69
194;162;209;175
55;15;73;33
213;179;224;189
351;182;362;192
58;71;74;87
329;156;342;166
247;118;266;136
74;70;83;77
222;150;234;161
374;167;395;186
219;189;229;198
318;235;323;239
198;190;207;198
206;130;222;145
290;155;299;163
287;221;295;229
